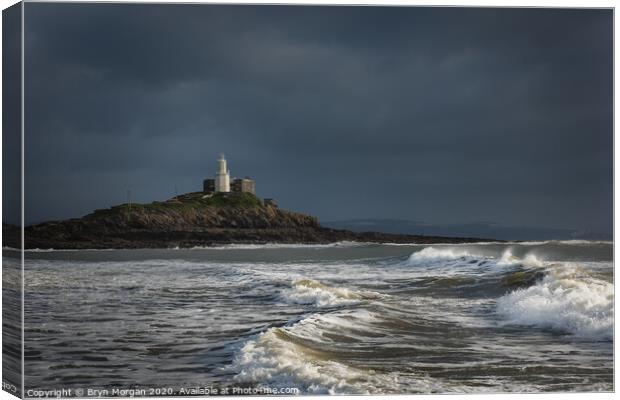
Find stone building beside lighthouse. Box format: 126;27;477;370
203;154;256;195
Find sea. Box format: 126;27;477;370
3;240;614;395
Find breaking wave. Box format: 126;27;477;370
280;279;381;307
231;310;382;394
496;264;613;340
230;309;457;394
496;250;545;268
405;247;612;340
405;247;482;264
406;247;544;268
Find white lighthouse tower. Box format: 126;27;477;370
215;153;230;192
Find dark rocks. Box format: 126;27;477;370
2;193;496;249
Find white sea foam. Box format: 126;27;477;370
21;247;118;252
387;240;612;247
232;330;361;394
230;309;511;394
405;247;549;273
496;264;613;340
380;241;508;247
516;240;613;246
405;247;481;264
280;279;381;307
191;241;366;250
2;247;21;252
497;249;545;268
231;310;395;394
16;241;368;252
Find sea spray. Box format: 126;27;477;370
496;264;613;340
230;310;389;394
280;279;382;307
497;249;545;268
405;247;482;264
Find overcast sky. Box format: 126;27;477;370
16;4;612;233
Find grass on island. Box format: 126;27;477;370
91;192;264;217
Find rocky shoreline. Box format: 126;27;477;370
3;192;497;249
3;225;494;250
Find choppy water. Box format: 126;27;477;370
5;241;614;395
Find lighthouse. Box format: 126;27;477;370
214;153;230;192
203;154;255;194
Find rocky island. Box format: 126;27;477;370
3;191;494;250
4;155;496;249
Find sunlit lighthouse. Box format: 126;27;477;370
203;154;256;196
214;153;230;192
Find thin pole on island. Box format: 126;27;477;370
127;189;132;211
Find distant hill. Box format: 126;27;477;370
323;219;611;242
3;193;496;249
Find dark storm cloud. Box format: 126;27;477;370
3;3;22;225
22;4;612;233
